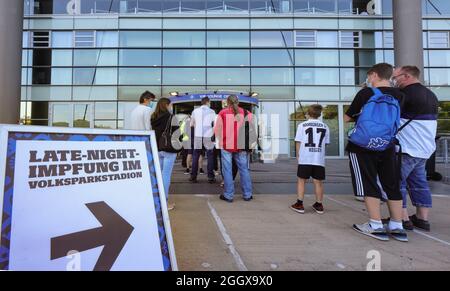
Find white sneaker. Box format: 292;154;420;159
355;196;365;202
167;203;175;211
353;222;389;241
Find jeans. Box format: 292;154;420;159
191;137;215;180
221;150;253;200
401;154;432;209
159;151;177;200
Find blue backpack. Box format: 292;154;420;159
348;88;400;151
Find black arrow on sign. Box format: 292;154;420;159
50;201;134;271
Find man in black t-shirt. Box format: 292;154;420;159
344;63;408;243
393;66;439;232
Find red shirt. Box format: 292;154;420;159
215;107;253;153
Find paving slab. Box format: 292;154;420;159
169;194;450;271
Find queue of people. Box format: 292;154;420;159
290;63;438;244
127;63;439;244
127;92;255;211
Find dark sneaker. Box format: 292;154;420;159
243;196;253;202
353;223;389;241
189;176;198;183
386;227;409;242
220;194;233;203
184;168;190;175
381;217;414;231
200;169;205;175
410;215;431;232
312;202;324;214
290;201;305;214
208;178;217;184
403;220;414;231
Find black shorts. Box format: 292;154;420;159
348;147;402;201
297;165;325;181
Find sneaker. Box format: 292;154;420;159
381;218;414;231
290;201;305;214
184;168;190;175
200;169;205;175
355;196;365;202
167;203;176;211
208;178;217;184
353;222;389;241
386;226;409;242
243;196;253;202
189;176;198;183
219;194;233;203
312;202;324;214
410;215;431;232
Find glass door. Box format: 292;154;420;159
290;102;343;158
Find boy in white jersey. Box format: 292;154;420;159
290;105;330;214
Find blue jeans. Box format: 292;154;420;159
221;150;253;200
401;154;432;209
159;151;177;200
191;137;215;180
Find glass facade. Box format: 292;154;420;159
21;0;450;158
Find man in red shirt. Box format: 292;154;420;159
215;95;253;202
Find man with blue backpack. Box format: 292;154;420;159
344;63;408;242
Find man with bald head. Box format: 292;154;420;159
392;66;439;232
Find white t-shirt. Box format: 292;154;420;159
295;119;330;167
190;105;216;138
128;104;153;131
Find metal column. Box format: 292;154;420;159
393;0;424;79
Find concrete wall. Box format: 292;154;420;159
0;0;23;124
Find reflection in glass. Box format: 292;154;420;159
207;50;250;66
119;68;161;85
73;49;118;66
322;105;339;156
73;68;118;85
119;31;162;47
95;102;117;119
207;68;250;85
163;50;206;66
74;104;91;128
164;31;206;47
295;68;339;85
163;68;206;85
96;31;119;47
251;49;294;66
296;49;339;66
251;31;294;47
51;31;73;48
207;31;250;47
119;49;161;66
52;104;71;127
252;68;294;85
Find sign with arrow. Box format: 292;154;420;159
0;125;177;271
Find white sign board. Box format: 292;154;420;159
0;125;177;271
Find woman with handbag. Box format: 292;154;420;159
151;98;181;211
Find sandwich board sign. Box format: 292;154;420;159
0;125;177;271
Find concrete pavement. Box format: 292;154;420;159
169;194;450;271
168;159;450;271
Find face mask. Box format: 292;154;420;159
168;106;173;114
365;77;373;88
147;101;155;109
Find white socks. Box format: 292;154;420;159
369;219;383;230
389;220;404;231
